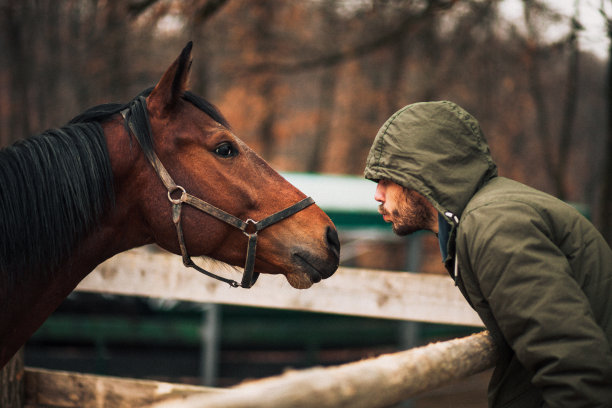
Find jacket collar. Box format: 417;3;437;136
438;212;452;262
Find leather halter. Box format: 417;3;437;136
120;102;314;288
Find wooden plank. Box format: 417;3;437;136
150;331;496;408
24;367;224;408
77;248;482;327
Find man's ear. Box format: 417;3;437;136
147;41;193;116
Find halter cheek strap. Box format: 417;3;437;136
120;106;315;288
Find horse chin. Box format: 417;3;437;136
285;272;314;289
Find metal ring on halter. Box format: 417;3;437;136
122;99;316;288
243;219;258;236
167;186;187;204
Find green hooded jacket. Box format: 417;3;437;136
364;101;612;407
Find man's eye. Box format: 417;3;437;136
214;142;236;158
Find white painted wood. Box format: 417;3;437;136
77;248;483;327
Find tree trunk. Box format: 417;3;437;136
556;17;581;201
599;10;612;245
1;2;33;143
252;0;278;161
522;0;583;201
0;348;24;408
307;67;337;173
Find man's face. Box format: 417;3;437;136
375;179;437;236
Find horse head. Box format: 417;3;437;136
105;43;340;289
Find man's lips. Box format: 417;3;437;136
378;206;390;222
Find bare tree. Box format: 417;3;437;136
253;0;279;161
523;0;581;200
185;0;230;97
599;1;612;244
0;0;34;143
308;1;341;173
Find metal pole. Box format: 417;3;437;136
200;303;220;386
398;233;424;408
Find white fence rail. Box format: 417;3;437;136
77;248;483;327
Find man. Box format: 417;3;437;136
364;101;612;407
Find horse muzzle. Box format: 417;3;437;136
288;226;340;289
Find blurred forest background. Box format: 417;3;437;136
1;0;611;245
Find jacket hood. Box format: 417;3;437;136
364;101;497;223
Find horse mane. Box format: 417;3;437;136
0;87;229;287
0;121;115;286
71;87;230;160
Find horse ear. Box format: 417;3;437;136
148;41;193;116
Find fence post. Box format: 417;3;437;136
0;348;24;408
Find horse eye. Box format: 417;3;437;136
214;142;236;158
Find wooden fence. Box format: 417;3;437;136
19;248;493;407
77;247;483;326
150;331;496;408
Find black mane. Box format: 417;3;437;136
70;88;229;161
0;122;115;286
0;88;228;287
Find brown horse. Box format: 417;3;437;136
0;42;340;368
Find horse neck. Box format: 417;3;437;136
0;219;145;367
0;117;152;368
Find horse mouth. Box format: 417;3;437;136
287;252;334;289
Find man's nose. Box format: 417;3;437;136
374;182;385;202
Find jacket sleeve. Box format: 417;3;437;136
457;201;612;407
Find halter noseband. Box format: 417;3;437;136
120;101;314;288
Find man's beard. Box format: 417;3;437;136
379;188;434;236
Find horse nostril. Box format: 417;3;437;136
326;226;340;257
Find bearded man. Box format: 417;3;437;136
364;101;612;407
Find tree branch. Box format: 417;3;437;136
236;0;458;77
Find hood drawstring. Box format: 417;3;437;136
454;257;459;280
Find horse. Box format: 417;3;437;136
0;42;340;368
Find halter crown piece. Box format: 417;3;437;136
120;97;314;288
